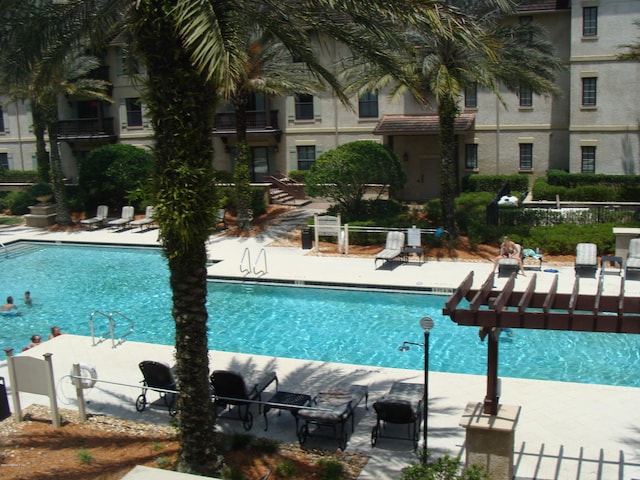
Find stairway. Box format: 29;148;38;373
269;187;297;205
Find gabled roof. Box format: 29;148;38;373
517;0;571;12
373;113;475;136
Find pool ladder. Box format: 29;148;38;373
90;310;134;348
240;248;268;276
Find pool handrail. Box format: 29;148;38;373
240;248;251;275
90;310;113;347
253;248;268;276
90;310;134;348
110;311;134;347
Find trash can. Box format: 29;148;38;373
301;228;312;250
0;377;10;421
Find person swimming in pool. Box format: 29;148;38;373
24;291;32;305
49;325;64;339
1;296;18;312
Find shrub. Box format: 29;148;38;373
5;183;54;215
288;170;308;183
401;454;490;480
305;140;406;214
317;458;344;480
274;458;298;478
464;174;530;194
78;144;154;212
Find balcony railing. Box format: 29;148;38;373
214;110;280;133
57;118;116;140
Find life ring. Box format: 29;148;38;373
72;363;98;389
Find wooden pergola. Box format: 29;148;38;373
443;271;640;415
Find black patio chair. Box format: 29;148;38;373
135;360;178;416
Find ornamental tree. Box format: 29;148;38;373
305;140;406;215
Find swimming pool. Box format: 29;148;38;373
1;242;638;388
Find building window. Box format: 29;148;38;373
358;92;378;118
0;153;8;170
519;143;533;170
464;83;477;108
297;146;316;170
465;144;478;170
582;78;597;107
581;146;596;173
583;7;598;37
519;83;532;107
295;94;314;120
126;98;143;127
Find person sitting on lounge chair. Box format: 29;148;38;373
491;235;525;276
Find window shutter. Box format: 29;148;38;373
315;146;323;158
287;146;296;170
6;153;13;169
286;96;295;124
141;102;149;128
119;99;127;129
313;96;322;122
31;153;37;170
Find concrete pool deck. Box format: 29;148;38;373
0;214;639;479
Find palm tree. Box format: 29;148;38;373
228;27;325;230
346;0;563;236
0;4;111;224
1;0;484;474
618;20;640;60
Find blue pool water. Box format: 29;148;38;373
1;243;638;387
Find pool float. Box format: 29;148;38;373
71;363;98;389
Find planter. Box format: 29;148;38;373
25;204;57;227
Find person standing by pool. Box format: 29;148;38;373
2;296;17;312
49;326;64;339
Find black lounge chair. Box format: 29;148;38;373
210;369;278;431
371;382;424;450
135;360;178;416
297;383;368;450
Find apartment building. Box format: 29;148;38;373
0;0;638;202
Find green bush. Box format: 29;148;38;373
288;170;307;182
546;169;640;188
454;192;496;247
78;144;154;212
564;185;615;202
401;454;490;480
217;186;267;217
525;223;616;255
0;170;39;183
464;174;530;194
531;177;568;201
5;183;54;215
317;458;344;480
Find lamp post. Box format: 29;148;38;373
399;316;434;463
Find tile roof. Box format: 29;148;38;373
517;0;570;12
373;113;475;135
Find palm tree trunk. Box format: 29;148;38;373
43;102;72;225
233;97;252;231
131;1;218;474
439;95;459;237
31;101;50;184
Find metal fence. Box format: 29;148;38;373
497;205;640;227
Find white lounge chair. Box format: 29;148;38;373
80;205;108;229
625;238;640;278
575;242;598;277
130;206;156;231
108;205;135;229
375;231;405;267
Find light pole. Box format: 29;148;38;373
399;316;434;463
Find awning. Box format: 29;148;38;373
373;113;475;136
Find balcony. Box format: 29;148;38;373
57;118;117;142
214;110;281;141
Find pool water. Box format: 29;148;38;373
1;243;638;388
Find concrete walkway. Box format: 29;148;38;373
0;210;639;479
